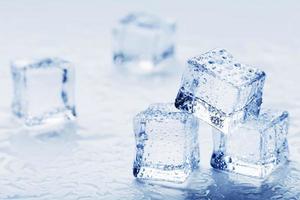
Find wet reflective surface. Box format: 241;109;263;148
0;0;300;199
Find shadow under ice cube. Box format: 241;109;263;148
11;58;76;127
133;103;199;183
113;13;176;74
175;48;266;133
211;109;289;179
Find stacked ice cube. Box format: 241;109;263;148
133;48;289;183
175;49;289;179
175;49;266;134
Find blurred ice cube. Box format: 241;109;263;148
175;48;266;133
11;58;76;127
133;103;199;183
113;12;176;75
211;109;289;179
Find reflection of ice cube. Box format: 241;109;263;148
133;103;199;183
175;48;266;133
10;121;78;165
113;13;176;75
211;109;289;179
11;58;76;127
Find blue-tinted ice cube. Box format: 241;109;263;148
113;13;176;74
11;58;76;127
133;103;199;183
175;49;266;133
211;109;289;179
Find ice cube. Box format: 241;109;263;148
175;48;266;133
11;58;76;127
133;103;199;183
113;12;176;75
210;109;289;179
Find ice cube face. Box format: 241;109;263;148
11;58;76;127
210;109;289;179
113;13;176;74
133;103;199;183
175;49;266;133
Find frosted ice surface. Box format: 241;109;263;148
113;13;176;74
11;58;76;127
133;103;199;183
211;109;289;178
175;48;266;133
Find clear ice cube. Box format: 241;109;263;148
113;13;176;74
133;103;199;183
210;109;289;179
175;48;266;133
11;58;76;127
